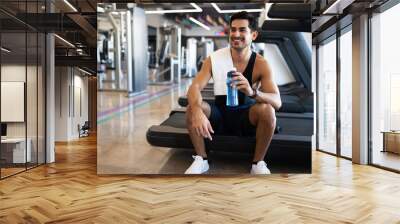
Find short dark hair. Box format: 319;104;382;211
229;11;258;31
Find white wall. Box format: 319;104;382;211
55;67;89;141
1;64;45;164
1;65;35;138
72;74;89;138
55;66;69;141
1;64;26;81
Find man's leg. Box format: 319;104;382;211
186;101;212;158
248;103;276;162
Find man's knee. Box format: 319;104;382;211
256;104;276;129
201;102;211;118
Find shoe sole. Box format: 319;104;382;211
251;169;271;175
202;163;209;174
184;163;209;175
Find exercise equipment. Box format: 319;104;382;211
185;38;198;78
97;5;148;95
147;109;312;172
148;25;182;85
194;38;214;71
262;3;311;32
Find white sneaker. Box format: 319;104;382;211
184;155;209;174
251;161;271;174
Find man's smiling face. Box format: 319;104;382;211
229;19;257;50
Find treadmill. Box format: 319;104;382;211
147;4;313;173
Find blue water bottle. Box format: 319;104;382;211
226;68;239;107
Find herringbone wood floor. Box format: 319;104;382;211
1;134;400;224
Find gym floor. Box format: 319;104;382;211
1;134;400;223
97;80;187;174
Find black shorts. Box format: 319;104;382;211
208;103;256;137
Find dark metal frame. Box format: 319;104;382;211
315;44;319;151
367;11;373;166
36;16;39;169
336;26;341;157
25;3;28;171
44;0;47;165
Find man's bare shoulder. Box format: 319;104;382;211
255;53;269;67
254;53;271;76
201;56;212;73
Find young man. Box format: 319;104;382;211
185;11;281;174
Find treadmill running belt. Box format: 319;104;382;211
147;111;312;172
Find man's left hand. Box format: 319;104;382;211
231;72;253;96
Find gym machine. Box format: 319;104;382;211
148;25;182;85
97;4;148;96
185;38;198;78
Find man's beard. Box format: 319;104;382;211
230;38;248;51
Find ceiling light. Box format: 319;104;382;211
211;3;263;13
63;0;78;12
54;34;75;48
189;17;210;31
1;47;11;53
323;0;351;14
78;68;93;76
145;3;202;14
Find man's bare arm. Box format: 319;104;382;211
253;58;282;110
187;57;214;140
187;57;212;112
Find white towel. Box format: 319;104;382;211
210;47;234;95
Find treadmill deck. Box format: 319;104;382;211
147;110;313;172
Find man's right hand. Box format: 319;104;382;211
191;109;214;140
